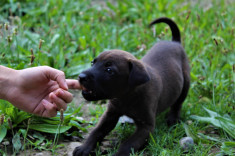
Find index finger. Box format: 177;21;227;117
66;79;82;90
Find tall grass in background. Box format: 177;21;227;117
0;0;234;155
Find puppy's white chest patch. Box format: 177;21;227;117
118;115;134;124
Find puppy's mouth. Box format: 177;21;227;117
81;85;93;95
80;84;99;101
79;81;107;101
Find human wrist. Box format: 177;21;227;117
0;65;18;100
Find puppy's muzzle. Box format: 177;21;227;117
78;73;90;83
78;73;92;93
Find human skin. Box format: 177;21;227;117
0;65;81;117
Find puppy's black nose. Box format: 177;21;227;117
79;73;89;82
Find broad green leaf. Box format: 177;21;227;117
13;111;31;125
5;107;17;121
33;117;61;125
29;124;71;134
69;120;87;132
19;129;27;138
190;116;222;128
33;132;45;141
12;133;22;152
204;107;220;118
191;107;235;139
215;116;235;128
64;106;83;121
0;125;7;143
197;133;220;142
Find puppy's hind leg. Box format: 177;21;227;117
114;123;155;156
167;70;190;126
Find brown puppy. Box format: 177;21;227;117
73;17;190;156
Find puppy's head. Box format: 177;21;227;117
78;50;150;101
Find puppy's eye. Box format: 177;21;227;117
105;68;113;74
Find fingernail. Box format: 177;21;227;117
51;93;57;99
59;90;64;95
64;80;68;90
49;93;54;99
55;90;63;96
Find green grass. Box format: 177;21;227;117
0;0;234;155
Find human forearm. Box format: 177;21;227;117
0;65;18;100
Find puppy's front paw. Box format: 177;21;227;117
73;146;91;156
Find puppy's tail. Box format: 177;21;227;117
149;17;181;43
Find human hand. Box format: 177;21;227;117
2;66;81;117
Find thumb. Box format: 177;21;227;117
43;66;68;90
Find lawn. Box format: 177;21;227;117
0;0;234;155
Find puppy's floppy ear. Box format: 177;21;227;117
128;59;150;87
